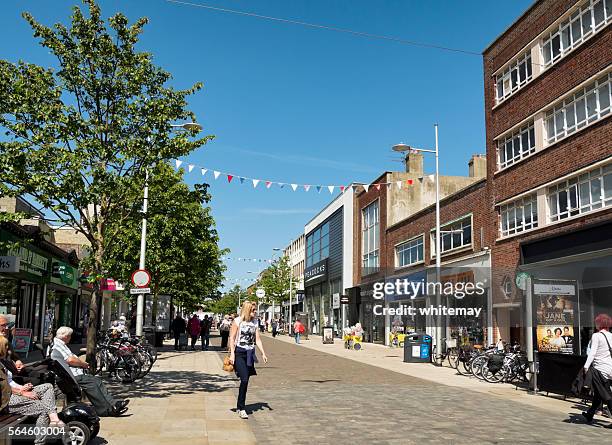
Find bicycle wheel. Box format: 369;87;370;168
447;348;459;369
136;350;154;378
482;362;507;383
470;355;487;379
114;355;140;383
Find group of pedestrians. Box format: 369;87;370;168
171;313;213;351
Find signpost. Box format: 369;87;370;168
130;287;151;295
256;288;265;299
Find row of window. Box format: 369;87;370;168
497;71;611;170
362;201;380;270
394;216;473;268
542;0;610;66
306;222;329;267
499;163;612;236
494;0;610;105
545;73;611;144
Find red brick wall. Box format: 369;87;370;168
385;181;491;270
354;173;388;286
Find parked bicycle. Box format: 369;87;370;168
431;338;459;368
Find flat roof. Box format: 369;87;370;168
482;0;540;54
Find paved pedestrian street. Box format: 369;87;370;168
83;333;608;445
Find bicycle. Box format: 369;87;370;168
431;338;459;368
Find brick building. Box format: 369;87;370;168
350;153;487;343
483;0;611;391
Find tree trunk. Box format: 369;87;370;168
86;283;100;366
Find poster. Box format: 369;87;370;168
12;328;32;356
534;280;576;354
322;326;334;344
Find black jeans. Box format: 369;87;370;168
220;331;229;349
201;333;210;350
234;348;255;411
587;370;612;418
75;374;117;416
173;332;182;350
190;335;198;349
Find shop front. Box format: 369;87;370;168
304;259;328;336
519;221;612;395
46;258;79;344
0;227;50;348
357;281;385;344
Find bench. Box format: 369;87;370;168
0;413;29;445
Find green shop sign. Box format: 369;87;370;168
50;260;77;289
1;230;50;281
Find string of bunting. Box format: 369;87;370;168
224;256;273;264
173;159;417;193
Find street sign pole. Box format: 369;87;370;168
136;168;149;337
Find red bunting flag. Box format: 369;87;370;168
406;179;413;185
266;181;272;188
340;185;346;193
227;175;233;183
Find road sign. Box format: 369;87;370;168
256;288;265;298
131;269;151;288
340;295;349;304
130;287;150;294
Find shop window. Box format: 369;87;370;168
548;163;612;221
362;200;379;272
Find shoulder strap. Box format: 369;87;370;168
601;331;612;358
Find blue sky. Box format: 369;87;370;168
1;0;533;289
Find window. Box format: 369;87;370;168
542;0;611;66
431;216;472;256
306;222;329;267
499;194;538;237
395;236;424;268
545;73;612;144
495;51;533;103
548;163;612;222
362;201;379;272
497;121;536;169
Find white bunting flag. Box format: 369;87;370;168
252;179;260;188
304;185;311;192
201;168;208;176
328;185;334;194
396;180;402;189
363;184;370;192
213;171;221;180
175;160;183;169
291;184;298;191
187;164;194;173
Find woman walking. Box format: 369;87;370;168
229;301;268;419
219;315;232;350
582;313;612;425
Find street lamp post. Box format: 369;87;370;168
392;124;441;351
135;122;203;337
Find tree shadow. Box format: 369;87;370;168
103;370;237;399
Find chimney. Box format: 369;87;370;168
469;154;487;178
405;152;424;175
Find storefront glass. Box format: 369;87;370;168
0;277;19;324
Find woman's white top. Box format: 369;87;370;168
584;330;612;379
6;369;19;388
234;317;257;350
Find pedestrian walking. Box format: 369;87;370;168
582;313;612;425
200;315;212;351
171;314;186;351
229;301;268;419
219;315;232;349
272;319;278;338
293;319;305;344
188;314;201;350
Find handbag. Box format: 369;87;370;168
222;321;242;373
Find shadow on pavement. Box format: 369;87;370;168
245;402;273;414
104;370;236;399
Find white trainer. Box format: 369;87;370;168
238;410;248;419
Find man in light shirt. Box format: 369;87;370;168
50;326;129;416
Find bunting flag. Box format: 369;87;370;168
172;159;419;194
224;256;274;263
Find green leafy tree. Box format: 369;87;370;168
258;256;295;308
211;285;243;315
103;162;226;323
0;0;211;362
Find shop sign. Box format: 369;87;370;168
534;279;577;355
340;295;349;304
0;256;20;273
51;261;76;287
304;259;328;285
5;244;49;278
332;293;340;309
296;290;305;303
100;278;116;291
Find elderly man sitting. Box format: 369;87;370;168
50;326;129;417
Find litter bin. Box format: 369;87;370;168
404;333;432;363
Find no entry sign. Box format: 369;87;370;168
131;269;151;288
